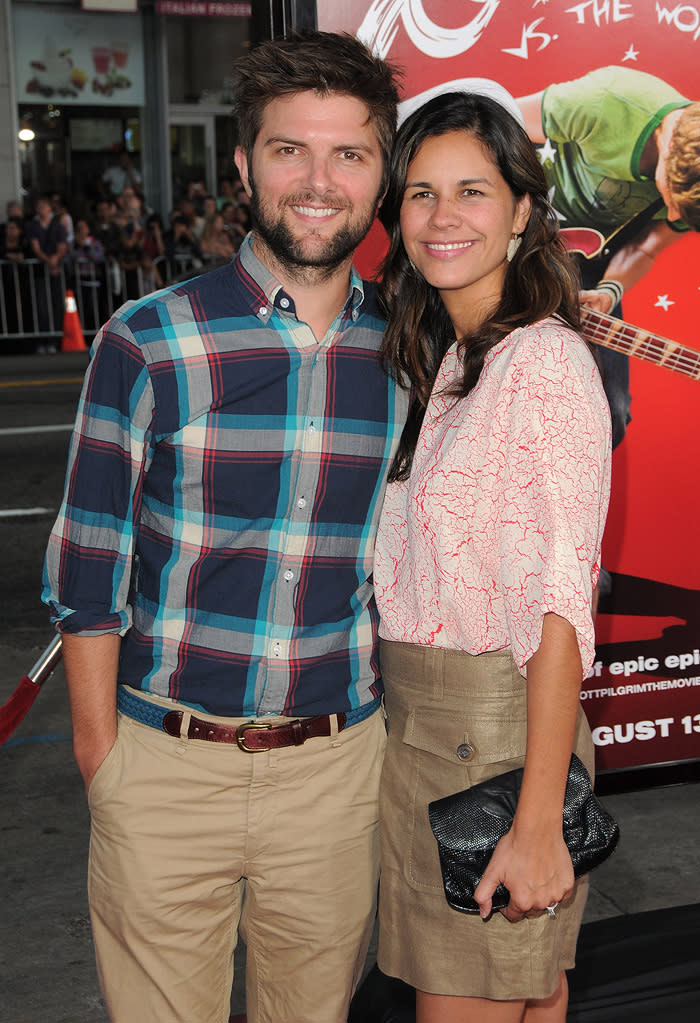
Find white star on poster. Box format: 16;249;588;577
533;0;549;6
655;294;675;311
623;45;639;61
538;138;557;164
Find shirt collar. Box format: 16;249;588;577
237;231;366;322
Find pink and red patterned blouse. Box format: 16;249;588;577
374;318;612;679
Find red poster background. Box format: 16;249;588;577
319;0;700;771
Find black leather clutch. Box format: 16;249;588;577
428;754;619;914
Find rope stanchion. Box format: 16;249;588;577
0;634;63;745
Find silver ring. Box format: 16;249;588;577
546;903;559;918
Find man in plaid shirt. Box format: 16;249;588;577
43;31;407;1023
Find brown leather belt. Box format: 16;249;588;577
162;709;348;751
116;686;379;752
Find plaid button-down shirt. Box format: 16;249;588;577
44;235;409;717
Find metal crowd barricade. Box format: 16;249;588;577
0;258;67;340
1;254;212;344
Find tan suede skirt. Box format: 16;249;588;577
377;639;594;1001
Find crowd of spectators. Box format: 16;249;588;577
0;160;252;344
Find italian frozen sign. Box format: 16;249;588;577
318;0;700;772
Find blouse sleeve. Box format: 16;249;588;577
497;324;611;678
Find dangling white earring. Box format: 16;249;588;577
506;234;522;262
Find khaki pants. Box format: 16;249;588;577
87;696;386;1023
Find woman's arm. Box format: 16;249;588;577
472;325;610;920
473;611;582;921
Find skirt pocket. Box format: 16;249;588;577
383;694;528;894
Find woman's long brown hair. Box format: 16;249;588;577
378;92;582;482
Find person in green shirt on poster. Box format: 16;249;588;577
517;65;700;448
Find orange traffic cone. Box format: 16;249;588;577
61;289;87;352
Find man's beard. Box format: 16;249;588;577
248;176;378;279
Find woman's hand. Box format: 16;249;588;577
473;613;584;922
473;822;575;922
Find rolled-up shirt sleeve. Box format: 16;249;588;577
43;314;155;635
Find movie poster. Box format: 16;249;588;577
318;0;700;772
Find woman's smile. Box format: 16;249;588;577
400;130;530;311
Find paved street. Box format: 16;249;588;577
0;351;101;1022
0;351;89;643
1;351;699;1022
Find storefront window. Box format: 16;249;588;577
18;103;140;220
166;15;250;106
10;2;254;218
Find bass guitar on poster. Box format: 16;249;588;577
560;227;700;382
579;307;700;382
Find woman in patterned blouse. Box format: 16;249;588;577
373;92;612;1023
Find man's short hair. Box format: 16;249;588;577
667;102;700;231
232;30;401;190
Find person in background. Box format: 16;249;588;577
115;186;146;237
5;199;24;221
175;195;205;239
101;148;143;198
202;193;219;221
373;91;611;1023
234;180;251;208
136;213;164;294
42;30;405;1023
2;216;30;262
114;218;162;300
1;199;26;249
1;216;31;334
71;218;104;267
217;176;236;207
200;211;235;262
142;213;165;265
187;177;207;206
114;220;145;299
25;194;67;337
234;199;253;237
93;199;121;258
70;218;106;328
51;194;74;245
163;212;203;278
221;201;247;250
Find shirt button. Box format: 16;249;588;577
456;743;474;761
279;297;290;309
284;570;294;582
259;306;268;316
297;497;306;509
272;642;281;657
308;423;316;433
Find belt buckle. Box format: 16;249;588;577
236;720;273;752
